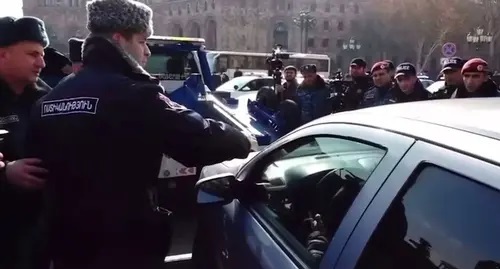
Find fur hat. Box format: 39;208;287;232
0;16;49;48
68;38;84;63
86;0;154;36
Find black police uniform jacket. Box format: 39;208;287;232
451;78;500;98
0;78;50;267
25;36;251;264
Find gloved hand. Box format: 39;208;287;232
306;230;329;260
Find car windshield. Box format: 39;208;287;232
217;76;257;90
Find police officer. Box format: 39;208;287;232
0;16;51;269
453;58;500;98
384;60;396;79
40;47;72;87
359;61;395;108
344;58;373;110
431;57;466;99
297;64;331;123
25;1;251;268
68;38;84;73
393;63;429;103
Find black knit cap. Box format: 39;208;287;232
0;16;49;48
68;38;84;63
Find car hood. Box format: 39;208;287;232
199;152;259;179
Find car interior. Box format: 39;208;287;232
255;137;385;259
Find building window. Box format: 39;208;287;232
321;38;329;48
310;2;316;11
178;7;181;15
339;3;345;13
211;0;215;9
336;39;344;48
353;3;359;14
287;2;291;10
169;9;173;15
323;20;329;30
187;4;191;14
204;1;208;10
195;2;199;12
337;21;344;31
325;3;330;12
307;38;315;48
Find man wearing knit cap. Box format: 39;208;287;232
359;61;395;108
25;0;251;268
68;37;84;73
345;58;372;111
453;57;500;98
0;15;52;269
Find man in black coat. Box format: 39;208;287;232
25;0;251;268
0;15;51;269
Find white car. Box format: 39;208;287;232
216;76;275;98
427;80;445;94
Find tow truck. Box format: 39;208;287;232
145;36;282;261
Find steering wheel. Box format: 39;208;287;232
314;168;366;237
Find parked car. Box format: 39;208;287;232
215;76;275;99
193;98;500;269
426;80;445;94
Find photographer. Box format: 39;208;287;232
276;65;298;101
297;64;331;123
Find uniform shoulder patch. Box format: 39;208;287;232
41;97;99;117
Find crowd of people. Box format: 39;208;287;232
0;0;252;268
1;0;499;268
270;56;499;128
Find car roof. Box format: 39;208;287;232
333;98;500;139
311;98;500;163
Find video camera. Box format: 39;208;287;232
327;71;354;113
266;44;290;88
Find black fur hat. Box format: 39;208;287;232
86;0;154;36
68;38;84;63
0;16;49;48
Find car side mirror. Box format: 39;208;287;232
233;85;239;90
195;173;236;205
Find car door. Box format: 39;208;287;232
209;123;415;269
335;140;500;269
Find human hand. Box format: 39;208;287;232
5;158;47;189
0;152;4;170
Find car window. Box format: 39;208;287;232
255;136;386;266
355;165;500;269
146;49;198;80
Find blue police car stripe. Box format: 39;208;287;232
41;97;99;117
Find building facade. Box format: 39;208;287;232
23;0;369;71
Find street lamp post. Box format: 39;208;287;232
343;38;361;51
467;27;493;51
293;11;316;52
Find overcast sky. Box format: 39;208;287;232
0;0;23;17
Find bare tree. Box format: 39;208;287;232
474;0;500;67
353;0;472;70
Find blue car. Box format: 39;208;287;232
192;98;500;269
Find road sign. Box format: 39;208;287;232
440;57;450;66
442;42;457;57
